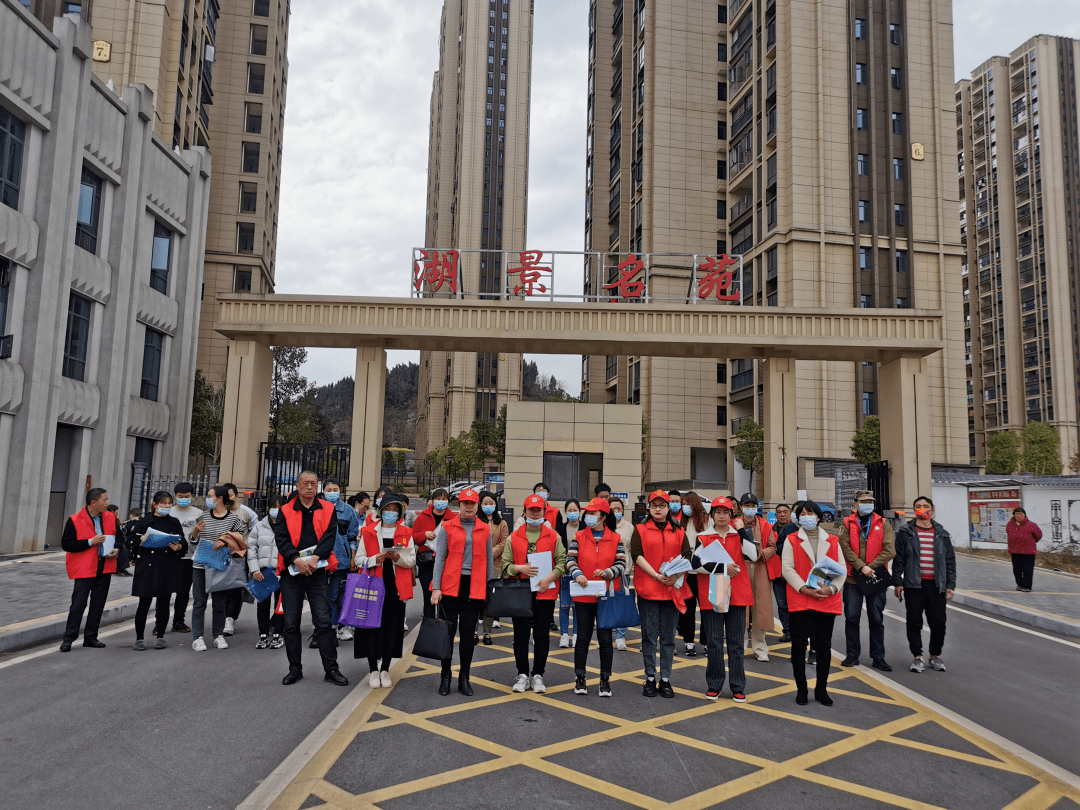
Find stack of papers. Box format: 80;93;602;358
696;538;735;573
569;580;607;597
141;528;183;549
288;546;332;576
806;555;846;590
660;556;694;589
528;551;553;592
99;535;116;557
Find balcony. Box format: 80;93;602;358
731;104;754;137
729;0;749;21
729;192;753;222
731;370;755;391
731;415;752;433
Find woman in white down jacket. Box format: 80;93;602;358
248;495;285;649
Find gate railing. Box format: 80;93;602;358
258;443;351;499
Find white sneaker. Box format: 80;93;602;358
512;673;530;692
339;626;354;640
492;620;501;628
616;637;627;651
403;619;408;631
571;634;577;646
380;671;392;688
213;635;228;649
223;618;235;636
755;653;769;662
368;671;381;688
191;637;207;652
531;674;546;694
559;633;570;648
335;627;346;640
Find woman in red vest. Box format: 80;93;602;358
693;497;758;701
353;493;415;688
781;501;847;706
630;490;692;698
568;497;626;697
502;494;565;694
412;487;455;620
431;488;495;696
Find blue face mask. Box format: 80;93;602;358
612;511;623;521
799;515;819;531
669;502;681;512
434;499;449;511
536;491;548;500
205;497;215;510
481;504;496;515
565;511;580;522
742;507;758;518
156;507;171;517
682;504;693;516
381;511;400;524
525;517;545;527
324;491;340;503
176;498;191;508
584;514;601;528
269;508;280;519
858;503;875;516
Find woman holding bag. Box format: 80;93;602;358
692;497;757;701
568;498;626;698
189;486;246;652
353;493;416;688
127;491;187;651
249;496;285;649
478;490;508;645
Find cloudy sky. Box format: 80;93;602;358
275;0;1080;393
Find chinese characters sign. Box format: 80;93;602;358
413;249;459;294
968;488;1021;544
695;254;740;301
506;251;553;296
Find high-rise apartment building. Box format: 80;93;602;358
957;36;1080;469
415;0;532;460
582;0;969;496
32;0;290;388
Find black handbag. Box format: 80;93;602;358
855;565;892;596
413;605;454;660
485;577;534;618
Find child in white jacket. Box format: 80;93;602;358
248;496;285;649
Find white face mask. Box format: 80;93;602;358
858;503;875;516
742;507;757;518
269;508;280;519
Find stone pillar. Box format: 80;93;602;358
218;339;273;494
350;347;387;493
879;355;931;509
762;357;797;504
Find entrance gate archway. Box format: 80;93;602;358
215;293;945;507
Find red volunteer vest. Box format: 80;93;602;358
276;498;339;574
66;509;119;579
544;503;560;527
412;507;456;545
697;529;754;609
786;531;843;615
634;519;687;601
510;524;561;601
438;516;490;600
842;513;885;575
361;522;415;601
571;527;622;604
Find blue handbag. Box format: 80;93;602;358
193;540;231;572
245;568;280;602
597;575;640;629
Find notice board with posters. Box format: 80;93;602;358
968;488;1021;544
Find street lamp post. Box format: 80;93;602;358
446;454;455;488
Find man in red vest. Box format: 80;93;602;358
60;488;119;652
837;490;895;671
273;469;348;686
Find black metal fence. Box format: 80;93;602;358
130;469;216;515
258;442;351;498
866;460;891;511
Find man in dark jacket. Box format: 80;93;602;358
273;470;348;686
60;488;119;651
892;495;956;674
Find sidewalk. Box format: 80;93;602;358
952;552;1080;638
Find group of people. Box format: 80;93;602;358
60;476;960;706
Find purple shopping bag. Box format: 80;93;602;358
338;571;385;629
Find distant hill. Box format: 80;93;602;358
312;362;419;447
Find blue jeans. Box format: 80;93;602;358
559;575;576;635
328;570;348;629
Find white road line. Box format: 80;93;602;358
883;607;1080;650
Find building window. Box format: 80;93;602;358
75;167;102;254
247;63;265;94
242;142;260;173
605;354;617;380
891;68;902;90
895;249;908;273
717;363;727;384
140;327;164;401
718;82;727;101
237;222;255;253
893;157;904;180
718;43;727;61
134;436;155;474
717;200;727;219
244;102;263;133
718;121;727;140
856;108;867;130
860;294;873;308
892;112;903;134
894;203;906;226
855;63;867;85
718;4;727;23
766;199;776;229
0;258;9;335
249;24;268;55
717;405;727;426
717;159;727;179
235;267;252;292
860;247;871;270
858;200;870;223
862;391;876;415
240;182;258;213
252;0;269;16
890;24;902;45
62;293;92;381
717;240;727;255
149;221;172;294
858;154;869;175
896;297;909;309
0;108;25;210
854;18;865;39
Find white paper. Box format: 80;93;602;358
697;540;735;566
569;579;607;597
528;551;553;592
288;545;331;576
100;535;115;556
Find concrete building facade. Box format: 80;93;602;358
415;0;532;461
0;2;211;552
581;0;969;501
956;36;1080;470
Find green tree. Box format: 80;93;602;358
733;418;765;491
382;448;394;470
985;430;1020;475
438;431;485;481
395;449;408;477
494;405;507;464
850;415;882;464
641;416;650;489
1071;450;1080;476
189;369;223;464
1019;421;1062;475
270;346;321;442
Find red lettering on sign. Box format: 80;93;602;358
506;251;552;296
696;254;740;301
602;254;646;301
413;249;459;294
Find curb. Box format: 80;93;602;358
0;597;141;654
951;591;1080;639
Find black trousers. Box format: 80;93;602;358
513;596;556;677
417;563;435;620
225;587;245;621
173;559;194;625
678;575;703;644
256;594;284;636
789;610;836;692
842;584;887;661
573;601;614;677
905;580;947;657
280;571;338;674
63;574;112;643
440;575;484;677
1011;553;1036;590
135;596;172;640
